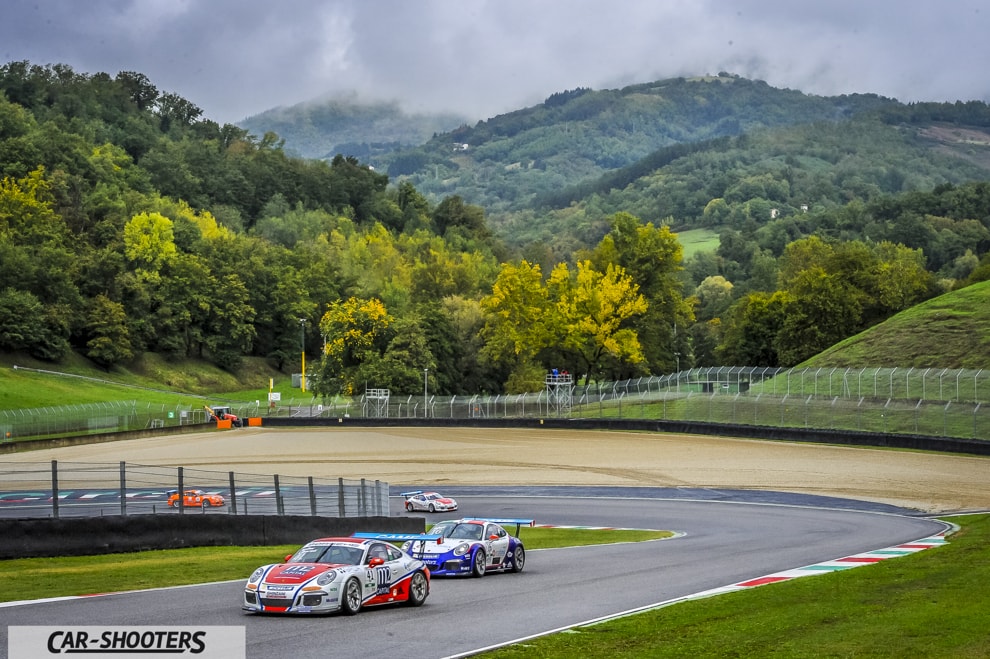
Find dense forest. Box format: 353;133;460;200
2;62;989;399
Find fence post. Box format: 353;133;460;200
177;466;184;514
360;478;367;515
375;480;383;516
119;461;126;516
228;471;237;515
308;476;317;516
338;478;345;517
51;459;59;519
274;474;283;516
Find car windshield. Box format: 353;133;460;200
432;522;482;540
291;544;363;565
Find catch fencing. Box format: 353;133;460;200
275;367;989;442
0;461;388;520
2;367;987;442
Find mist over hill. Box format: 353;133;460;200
238;95;470;161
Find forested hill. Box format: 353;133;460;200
372;74;901;212
2;60;990;397
238;96;470;161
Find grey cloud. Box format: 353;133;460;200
2;0;989;125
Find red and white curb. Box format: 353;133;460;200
688;529;950;599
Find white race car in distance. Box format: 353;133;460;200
243;533;438;615
401;490;458;513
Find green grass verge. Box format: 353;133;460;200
487;514;989;658
3;517;987;656
0;527;670;602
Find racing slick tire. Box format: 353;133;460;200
405;502;414;512
510;546;525;573
407;571;428;607
340;578;363;615
202;500;210;508
428;503;436;513
170;500;179;508
471;548;486;578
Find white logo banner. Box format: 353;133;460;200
8;626;245;658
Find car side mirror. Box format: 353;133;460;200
489;534;499;540
368;557;385;567
284;554;293;562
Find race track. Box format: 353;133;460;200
0;492;947;658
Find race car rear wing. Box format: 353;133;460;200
351;532;444;552
398;490;423;497
466;517;535;537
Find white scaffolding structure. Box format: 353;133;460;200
546;372;573;418
365;388;390;418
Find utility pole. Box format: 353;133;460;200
299;318;307;393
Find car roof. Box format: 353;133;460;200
305;537;371;546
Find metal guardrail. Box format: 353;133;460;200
0;461;388;520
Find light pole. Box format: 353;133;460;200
424;368;428;418
299;318;307;393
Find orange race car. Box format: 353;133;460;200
166;488;226;509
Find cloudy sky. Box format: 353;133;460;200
3;0;989;125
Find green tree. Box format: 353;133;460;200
776;267;862;365
717;291;790;366
591;212;693;374
203;274;257;370
83;294;133;369
123;211;177;272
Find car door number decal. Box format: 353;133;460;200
367;566;392;595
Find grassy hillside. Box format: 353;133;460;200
0;351;289;411
803;280;990;369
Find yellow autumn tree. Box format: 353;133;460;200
546;260;647;384
316;297;392;396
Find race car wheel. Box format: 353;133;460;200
471;548;486;578
428;503;436;513
405;502;413;512
340;578;362;615
407;571;428;607
510;546;526;573
201;500;210;508
170;500;179;508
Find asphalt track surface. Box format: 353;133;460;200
0;489;947;659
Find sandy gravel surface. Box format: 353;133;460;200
4;427;988;514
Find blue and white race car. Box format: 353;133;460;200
402;518;532;577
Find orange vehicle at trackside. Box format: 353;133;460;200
166;489;226;509
206;405;242;427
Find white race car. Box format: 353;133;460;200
401;490;458;513
243;533;438;615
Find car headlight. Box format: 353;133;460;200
249;568;264;584
453;543;471;556
317;570;338;586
